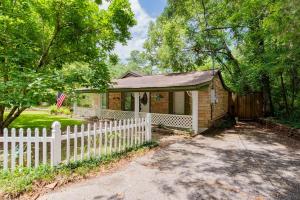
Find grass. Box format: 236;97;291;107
0;142;158;198
6;111;84;130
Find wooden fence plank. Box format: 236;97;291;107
42;128;47;165
34;128;39;168
19;128;24;166
11;128;16;170
27;128;31;168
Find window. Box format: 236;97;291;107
101;93;107;109
123;92;134;111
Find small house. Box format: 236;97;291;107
75;69;230;133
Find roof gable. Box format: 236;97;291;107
119;71;143;79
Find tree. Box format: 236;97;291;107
144;0;246;87
109;50;154;78
0;0;136;133
144;0;300;118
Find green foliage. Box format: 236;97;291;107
49;106;71;115
109;50;155;78
7;111;83;130
77;93;93;107
0;0;136;129
0;165;55;195
144;0;300;118
0;141;158;196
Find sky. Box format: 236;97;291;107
114;0;167;62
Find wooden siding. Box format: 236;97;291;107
211;77;229;120
198;75;229;128
108;92;122;110
150;92;169;114
198;90;211;128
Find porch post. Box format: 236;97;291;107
73;102;77;115
134;92;139;119
191;91;199;134
97;93;102;116
92;93;101;116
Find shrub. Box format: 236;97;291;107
49;105;59;115
49;105;71;115
61;107;71;115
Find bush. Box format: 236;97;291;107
49;105;71;115
61;107;71;115
49;105;59;115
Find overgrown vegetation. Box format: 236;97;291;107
0;142;158;198
141;0;299;122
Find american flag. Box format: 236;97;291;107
56;92;66;108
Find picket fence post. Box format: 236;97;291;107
146;113;152;141
51;121;61;166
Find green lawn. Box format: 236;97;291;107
7;111;84;130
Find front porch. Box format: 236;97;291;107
73;90;200;133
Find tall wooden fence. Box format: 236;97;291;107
229;93;264;120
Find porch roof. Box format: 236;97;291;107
78;69;226;92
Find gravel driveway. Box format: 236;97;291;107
39;122;300;200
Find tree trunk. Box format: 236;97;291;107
280;72;289;116
0;106;27;136
261;73;274;117
0;125;3;136
289;65;299;111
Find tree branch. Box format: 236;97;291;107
0;106;5;124
3;107;27;127
204;25;244;32
37;11;61;69
222;41;242;73
215;56;233;76
3;106;18;123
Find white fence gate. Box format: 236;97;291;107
0;114;152;171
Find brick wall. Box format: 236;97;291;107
108;92;121;110
150;92;169;114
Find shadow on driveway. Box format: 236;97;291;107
39;122;300;200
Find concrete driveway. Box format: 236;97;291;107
39;122;300;200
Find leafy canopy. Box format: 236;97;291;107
0;0;136;128
144;0;300;118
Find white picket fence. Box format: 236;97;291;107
0;114;152;171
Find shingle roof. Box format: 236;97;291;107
110;69;219;90
119;71;143;79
